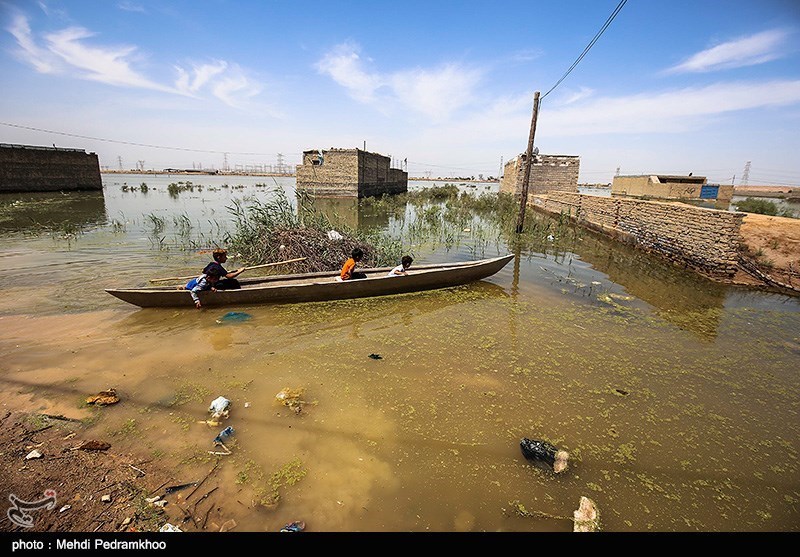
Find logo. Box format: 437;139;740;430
7;490;57;528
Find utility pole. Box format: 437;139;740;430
516;91;540;234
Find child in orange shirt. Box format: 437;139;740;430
341;248;368;280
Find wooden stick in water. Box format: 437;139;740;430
148;257;307;283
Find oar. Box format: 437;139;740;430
148;257;307;283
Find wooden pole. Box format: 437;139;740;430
516;91;540;234
148;257;307;283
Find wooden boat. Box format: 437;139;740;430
105;254;515;308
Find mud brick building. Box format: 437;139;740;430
612;174;733;203
295;148;407;198
0;143;102;193
500;153;580;196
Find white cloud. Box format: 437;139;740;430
44;26;176;92
541;80;800;135
390;65;481;120
175;60;228;94
211;70;262;109
6;12;264;109
118;1;146;13
7;11;57;73
666;29;789;74
316;41;482;120
557;86;595;106
315;42;384;103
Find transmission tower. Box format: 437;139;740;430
615;166;620;176
276;153;285;174
223;153;230;173
741;161;751;185
499;156;503;179
117;156;123;170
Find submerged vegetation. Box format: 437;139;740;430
224;184;584;273
225;188;402;272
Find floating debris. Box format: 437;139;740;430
520;438;570;473
159;523;182;532
164;482;198;494
276;387;317;415
25;449;43;460
614;388;629;396
86;388;120;406
368;353;383;360
216;312;252;324
210;426;234;455
202;396;230;426
573;496;600;532
280;520;306;532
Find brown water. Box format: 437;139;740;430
1;176;798;532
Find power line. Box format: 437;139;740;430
0;121;298;157
541;0;628;101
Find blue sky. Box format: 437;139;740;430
1;0;799;185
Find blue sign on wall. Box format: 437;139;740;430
700;185;719;199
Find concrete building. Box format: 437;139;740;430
612;174;733;203
0;143;102;193
500;153;580;196
295;148;407;198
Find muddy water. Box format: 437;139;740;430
0;176;798;532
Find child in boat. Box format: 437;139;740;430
190;267;222;309
387;255;413;276
203;248;245;290
340;247;368;280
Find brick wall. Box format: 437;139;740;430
296;148;407;197
0;144;102;192
532;192;744;277
500;154;579;196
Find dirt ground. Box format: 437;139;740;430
0;410;228;533
735;212;800;292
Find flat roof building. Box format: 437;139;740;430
296;148;407;198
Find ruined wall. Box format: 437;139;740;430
0;144;102;192
296;148;407;197
531;192;744;277
500;154;579;196
612;175;708;199
612;175;732;203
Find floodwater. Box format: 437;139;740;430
0;174;798;532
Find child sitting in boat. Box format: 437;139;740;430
340;248;368;280
387;255;413;276
189;267;222;309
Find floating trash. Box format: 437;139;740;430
280;520;306;532
216;311;252;324
368;353;383;360
214;426;234;444
520;438;570;473
276;387;317;415
210;426;235;455
86;388;120;406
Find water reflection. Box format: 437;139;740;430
572;231;727;340
1;174;799;532
0;190;106;232
305;197;390;231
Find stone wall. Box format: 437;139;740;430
612;175;734;203
531;192;744;277
0;144;102;192
296;148;407;197
500;154;579;196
